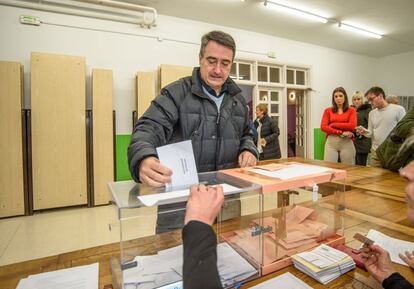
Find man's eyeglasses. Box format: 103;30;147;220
367;95;378;103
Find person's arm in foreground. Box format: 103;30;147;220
362;244;414;289
182;184;224;289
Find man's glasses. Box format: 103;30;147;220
367;95;378;103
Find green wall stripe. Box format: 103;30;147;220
116;134;132;181
313;128;326;160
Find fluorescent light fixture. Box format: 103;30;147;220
338;22;382;39
264;0;328;23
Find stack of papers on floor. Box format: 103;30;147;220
291;244;355;284
122;242;257;288
16;263;99;289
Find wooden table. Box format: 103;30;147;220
1;158;413;289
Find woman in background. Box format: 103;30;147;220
254;103;281;160
320;87;357;164
352;91;372;166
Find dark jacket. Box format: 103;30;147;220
183;221;223;289
254;114;281;160
128;67;258;182
377;107;414;171
383;272;414;289
354;103;372;154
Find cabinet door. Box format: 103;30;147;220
136;72;155;118
92;69;114;205
0;61;24;217
159;64;192;88
31;52;87;210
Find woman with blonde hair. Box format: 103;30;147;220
320;87;357;164
352;91;372;165
254;103;281;160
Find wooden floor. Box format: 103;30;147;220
1;158;413;289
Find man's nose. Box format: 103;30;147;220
213;63;222;74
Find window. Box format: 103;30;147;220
258;88;281;120
230;61;252;81
258;64;281;84
286;68;307;86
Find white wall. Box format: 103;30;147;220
377;50;414;96
0;5;378;156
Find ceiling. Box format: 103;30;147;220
127;0;414;58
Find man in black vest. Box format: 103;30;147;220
128;30;258;232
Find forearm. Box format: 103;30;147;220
382;272;414;289
182;221;223;289
330;122;356;131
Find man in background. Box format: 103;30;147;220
386;95;400;105
357;86;405;167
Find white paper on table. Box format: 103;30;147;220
18;263;98;289
156;140;198;190
15;278;29;289
249;272;313;289
137;183;243;206
249;164;331;180
366;229;414;266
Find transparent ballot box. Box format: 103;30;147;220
218;162;347;275
108;171;262;289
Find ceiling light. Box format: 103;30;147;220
264;0;328;23
338;22;382;39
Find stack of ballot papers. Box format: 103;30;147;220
16;263;99;289
291;244;355;284
122;242;258;288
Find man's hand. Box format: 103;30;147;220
356;126;368;136
399;251;414;269
238;151;257;168
184;184;224;226
138;156;172;187
400;160;414;181
361;245;397;284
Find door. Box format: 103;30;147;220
287;89;306;157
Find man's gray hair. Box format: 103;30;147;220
199;30;236;60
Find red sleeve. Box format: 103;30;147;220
330;108;357;131
320;108;342;135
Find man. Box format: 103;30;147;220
386;95;400;105
183;184;224;289
362;154;414;289
357;87;405;167
376;108;414;171
128;30;258;232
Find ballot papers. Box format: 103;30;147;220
15;263;98;289
366;229;414;266
122;242;257;289
156;140;198;191
249;272;313;289
249;164;331;180
137;183;243;206
291;244;355;284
